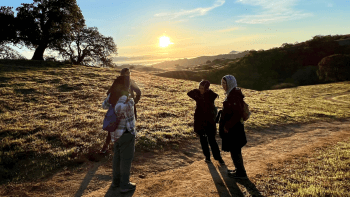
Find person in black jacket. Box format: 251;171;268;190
218;75;248;179
187;80;225;164
101;68;141;153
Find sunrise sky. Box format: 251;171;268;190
5;0;350;63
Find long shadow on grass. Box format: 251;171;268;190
206;163;245;197
0;60;70;74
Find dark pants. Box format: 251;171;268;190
112;132;135;189
230;148;247;176
199;132;222;160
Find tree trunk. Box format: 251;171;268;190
31;43;48;60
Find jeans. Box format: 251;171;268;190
112;132;135;189
230;148;247;176
199;132;222;160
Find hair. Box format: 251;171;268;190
199;79;210;90
120;68;130;76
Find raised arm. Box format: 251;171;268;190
130;80;141;104
187;89;200;101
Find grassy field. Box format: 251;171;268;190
1;59;350;184
253;140;350;196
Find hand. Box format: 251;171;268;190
224;127;229;133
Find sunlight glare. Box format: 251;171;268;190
159;36;173;47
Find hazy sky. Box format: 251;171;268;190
4;0;350;59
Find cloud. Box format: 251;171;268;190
235;0;312;24
155;0;225;19
215;27;242;33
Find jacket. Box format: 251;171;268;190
187;89;218;134
219;88;247;150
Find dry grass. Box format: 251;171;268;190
1;60;350;184
253;140;350;196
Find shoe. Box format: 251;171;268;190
227;169;236;174
228;172;248;180
120;182;136;193
205;158;212;163
100;145;108;154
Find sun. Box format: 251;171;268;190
159;36;173;47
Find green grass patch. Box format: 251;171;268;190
253;139;350;196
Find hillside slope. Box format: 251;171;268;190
1;60;350;185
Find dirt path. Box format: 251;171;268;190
78;119;349;197
1;93;350;197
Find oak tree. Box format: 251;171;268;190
15;0;84;60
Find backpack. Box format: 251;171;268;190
241;100;250;121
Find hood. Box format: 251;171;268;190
222;75;237;95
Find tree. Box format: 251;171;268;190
56;26;117;67
15;0;84;60
0;45;26;60
0;6;18;45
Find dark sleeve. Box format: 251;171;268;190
187;89;200;101
131;80;141;104
209;91;218;103
224;97;243;130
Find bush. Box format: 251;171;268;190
318;54;350;82
292;66;319;85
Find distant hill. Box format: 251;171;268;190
117;64;164;72
151;51;249;70
154;34;350;90
204;34;350;90
229;50;240;54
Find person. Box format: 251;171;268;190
101;68;141;153
187;80;225;164
110;87;137;193
218;75;248;179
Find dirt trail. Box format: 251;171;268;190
79;119;350;197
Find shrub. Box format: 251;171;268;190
318;54;350;82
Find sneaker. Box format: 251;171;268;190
120;182;136;193
100;145;108;154
228;172;248;180
205;158;212;163
227;169;236;174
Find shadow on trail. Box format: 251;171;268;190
206;163;244;197
74;162;103;197
207;163;263;197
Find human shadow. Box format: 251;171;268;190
104;185;136;197
74;162;101;197
206;163;244;197
218;165;263;197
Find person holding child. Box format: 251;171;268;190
101;68;141;153
218;75;248;179
105;84;137;193
187;80;225;164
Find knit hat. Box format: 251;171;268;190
222;75;237;94
199;80;210;90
